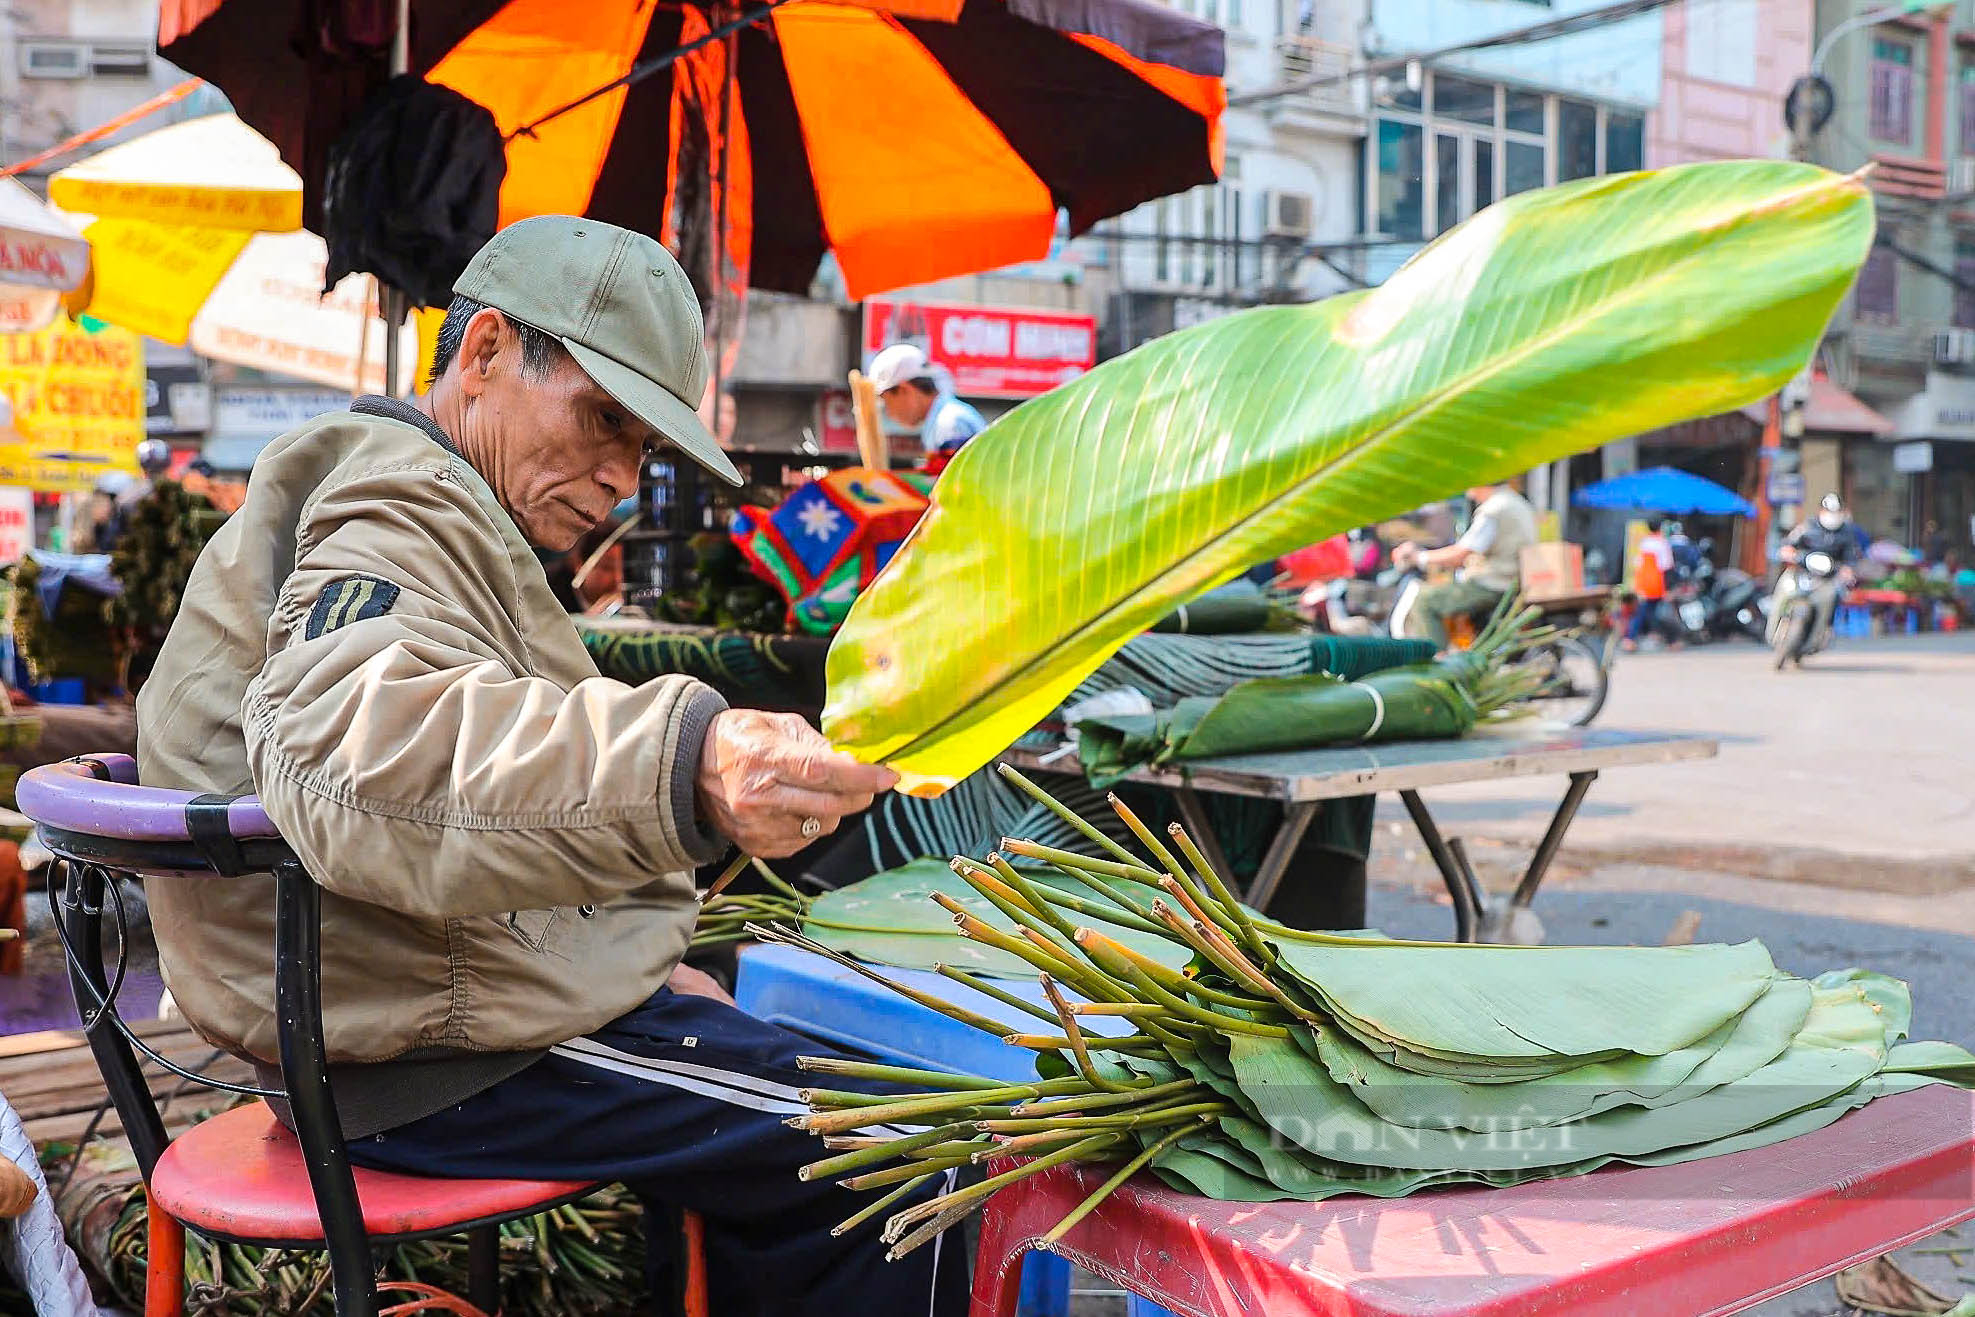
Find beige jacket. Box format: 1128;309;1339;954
137;401;727;1076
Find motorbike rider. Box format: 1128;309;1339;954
1776;493;1861;643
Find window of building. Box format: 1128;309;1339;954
1436;132;1462;234
1558;99;1599;181
1369;72;1644;241
1505;89;1546;134
1956;241;1975;329
1605;112;1644;174
1855;241;1899;324
1870;38;1915;144
1374;73;1423;113
1432;76;1496;126
1960;64;1975;156
1504;140;1545;196
1376;120;1426;241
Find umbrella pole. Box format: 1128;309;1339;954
380;0;411;399
711;17;736;419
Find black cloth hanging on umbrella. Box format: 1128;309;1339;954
320;74;507;309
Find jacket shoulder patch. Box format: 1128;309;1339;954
306;576;403;640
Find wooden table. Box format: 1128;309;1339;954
1007;728;1718;943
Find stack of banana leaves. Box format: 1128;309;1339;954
1077;602;1546;787
751;767;1975;1258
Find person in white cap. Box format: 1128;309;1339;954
865;342;986;474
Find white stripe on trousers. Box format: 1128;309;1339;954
551;1038;954;1317
556;1036;809;1101
549;1042;809;1116
549;1038;917;1136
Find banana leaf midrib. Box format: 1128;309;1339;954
864;170;1854;766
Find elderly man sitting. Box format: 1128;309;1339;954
136;217;967;1316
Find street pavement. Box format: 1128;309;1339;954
1381;631;1975;889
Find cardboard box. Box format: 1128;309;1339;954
1520;542;1585;601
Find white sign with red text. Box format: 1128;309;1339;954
863;298;1097;399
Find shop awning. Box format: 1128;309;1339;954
1805;373;1894;435
1740;372;1894;436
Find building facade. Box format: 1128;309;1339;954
1362;0;1659;261
1649;0;1807;165
1098;0;1368;352
1808;0;1975;557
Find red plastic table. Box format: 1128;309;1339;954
971;1085;1975;1317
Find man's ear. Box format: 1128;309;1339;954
456;308;507;398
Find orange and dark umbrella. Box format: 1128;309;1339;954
157;0;1225;300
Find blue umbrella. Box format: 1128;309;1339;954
1571;466;1755;517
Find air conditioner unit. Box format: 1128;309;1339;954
1262;190;1314;238
1953;156;1975;197
1933;327;1975;366
87;45;151;77
19;41;86;79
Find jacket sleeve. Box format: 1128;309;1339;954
242;458;729;919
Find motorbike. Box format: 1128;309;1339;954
1645;538;1769;646
1768;550;1845;669
1707;567;1770;642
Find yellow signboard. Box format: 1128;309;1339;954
0;316;146;494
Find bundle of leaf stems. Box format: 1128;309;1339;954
693;859;809;949
752;763;1495;1259
1436;600;1559;718
692;859;931;951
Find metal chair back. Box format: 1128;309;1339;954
20;754;375;1310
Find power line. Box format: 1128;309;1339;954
1230;0;1682;108
1883;237;1975;298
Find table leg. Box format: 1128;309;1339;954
1509;770;1598;911
1173;785;1236;886
1398;789;1481;942
1241;802;1318;911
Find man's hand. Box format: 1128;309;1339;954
695;708;897;858
668;963;734;1006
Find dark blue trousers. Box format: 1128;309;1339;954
348;990;971;1317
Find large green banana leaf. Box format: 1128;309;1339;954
1304;976;1813;1131
822;161;1873;792
1226;982;1891;1171
1267;938;1779;1061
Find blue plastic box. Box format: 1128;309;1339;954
734;944;1175;1317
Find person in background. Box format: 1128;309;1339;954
866;343;985;475
1666;519;1700;575
1397;480;1539;647
1923;519;1950;565
1623;517;1674;653
70;479;122;554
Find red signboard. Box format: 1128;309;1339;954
817;388;858;454
863;298;1096;399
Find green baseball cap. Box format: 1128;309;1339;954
453;215;742;486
